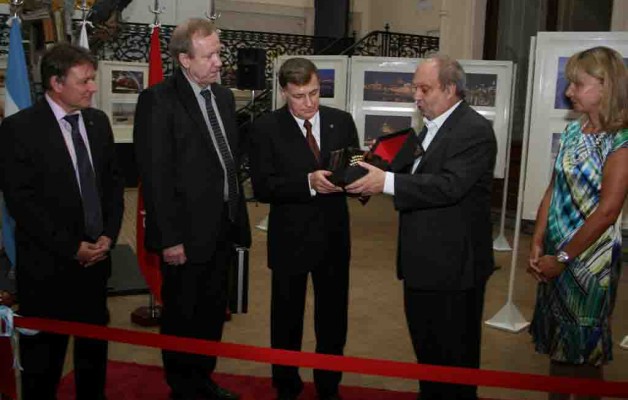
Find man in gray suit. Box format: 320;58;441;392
347;55;496;400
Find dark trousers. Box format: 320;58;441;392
160;234;231;397
271;262;349;397
404;282;486;400
18;261;109;400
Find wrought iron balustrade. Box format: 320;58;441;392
342;24;439;58
80;21;343;88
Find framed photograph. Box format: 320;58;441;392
111;70;145;94
357;109;419;149
98;60;149;143
364;114;413;145
465;73;497;107
348;56;421;148
348;57;514;178
318;68;336;98
111;101;137;126
363;71;414;103
458;60;514;179
273;55;349;111
522;32;628;220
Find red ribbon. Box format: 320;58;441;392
14;316;628;398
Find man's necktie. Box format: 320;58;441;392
303;119;321;165
200;89;239;222
414;126;428;158
64;114;103;240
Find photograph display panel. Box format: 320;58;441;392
348;57;514;178
272;55;349;111
98;60;148;143
522;32;628;220
458;60;514;179
348;56;420;149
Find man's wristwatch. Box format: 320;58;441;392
556;250;570;263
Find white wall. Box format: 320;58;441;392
438;0;486;59
121;0;313;34
367;0;441;35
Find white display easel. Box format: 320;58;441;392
485;39;537;333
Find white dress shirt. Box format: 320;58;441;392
383;100;462;195
46;93;95;193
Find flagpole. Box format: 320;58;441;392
205;0;220;21
131;0;165;327
8;0;23;20
1;3;28;399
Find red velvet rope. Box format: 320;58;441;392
14;316;628;397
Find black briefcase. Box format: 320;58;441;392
228;246;249;313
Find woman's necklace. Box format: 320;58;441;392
582;120;606;147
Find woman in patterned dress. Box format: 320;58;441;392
528;46;628;400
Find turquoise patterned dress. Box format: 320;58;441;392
530;120;628;366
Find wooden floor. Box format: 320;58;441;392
100;189;628;400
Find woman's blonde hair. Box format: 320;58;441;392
565;46;628;133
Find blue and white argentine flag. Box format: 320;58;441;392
2;17;32;267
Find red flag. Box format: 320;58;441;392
136;26;164;302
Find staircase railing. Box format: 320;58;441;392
342;24;439;58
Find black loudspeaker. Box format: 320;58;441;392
236;48;267;90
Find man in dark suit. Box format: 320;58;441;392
133;18;250;400
0;43;124;400
249;58;359;400
347;55;497;400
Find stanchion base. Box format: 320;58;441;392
130;306;162;327
493;234;512;251
256;215;268;232
620;335;628;350
485;302;529;333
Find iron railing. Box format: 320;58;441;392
342;24;439;58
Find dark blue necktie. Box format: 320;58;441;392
64;114;103;240
200;89;239;222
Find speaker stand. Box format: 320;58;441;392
250;89;256;123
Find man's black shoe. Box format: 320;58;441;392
198;380;240;400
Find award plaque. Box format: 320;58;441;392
327;127;415;187
328;147;369;187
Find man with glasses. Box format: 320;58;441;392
347;55;497;400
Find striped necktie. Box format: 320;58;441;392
200;89;239;222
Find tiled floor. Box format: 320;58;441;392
100;189;628;399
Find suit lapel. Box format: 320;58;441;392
414;101;469;173
278;106;319;169
38;101;83;199
318;107;334;167
173;68;212;140
390;132;419;173
81;109;102;181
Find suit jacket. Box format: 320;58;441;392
249;105;359;274
133;68;251;263
0;99;124;314
390;101;496;290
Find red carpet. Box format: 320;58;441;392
58;360;418;400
